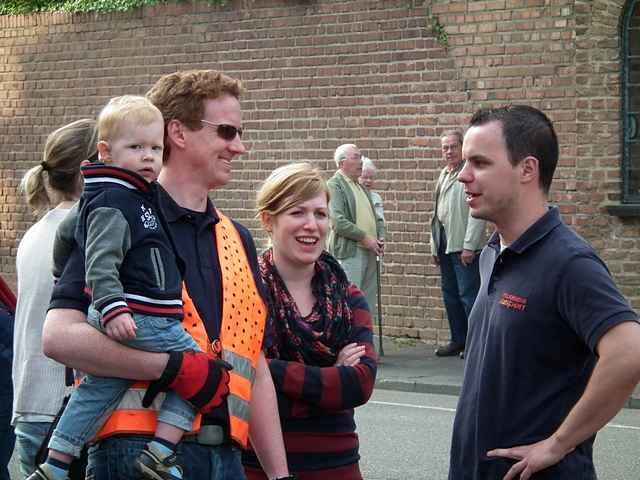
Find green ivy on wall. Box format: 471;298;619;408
430;15;448;48
0;0;226;15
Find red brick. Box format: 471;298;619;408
0;0;637;341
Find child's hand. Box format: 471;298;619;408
105;312;137;341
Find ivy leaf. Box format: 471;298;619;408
1;0;226;15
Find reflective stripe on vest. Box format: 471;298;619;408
92;284;208;442
93;211;266;447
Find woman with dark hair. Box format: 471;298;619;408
12;119;98;477
243;163;377;480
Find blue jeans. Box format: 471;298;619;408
0;390;14;480
14;421;52;478
437;229;480;346
49;310;201;458
86;435;246;480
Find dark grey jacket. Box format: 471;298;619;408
54;164;184;325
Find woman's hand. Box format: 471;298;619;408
335;342;366;367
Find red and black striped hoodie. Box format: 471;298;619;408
65;163;184;325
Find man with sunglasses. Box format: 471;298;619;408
42;70;294;480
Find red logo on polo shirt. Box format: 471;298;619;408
500;292;527;311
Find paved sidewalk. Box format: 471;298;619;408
373;336;640;409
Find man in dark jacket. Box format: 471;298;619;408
0;276;16;480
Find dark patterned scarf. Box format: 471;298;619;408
260;249;352;367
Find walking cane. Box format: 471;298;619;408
376;255;384;356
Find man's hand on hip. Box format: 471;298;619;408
487;436;573;480
460;249;476;266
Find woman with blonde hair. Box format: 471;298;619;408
12;119;98;477
243;162;377;480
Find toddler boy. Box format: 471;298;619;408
29;96;199;480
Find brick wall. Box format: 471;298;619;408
1;0;638;343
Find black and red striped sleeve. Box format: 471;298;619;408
267;284;377;412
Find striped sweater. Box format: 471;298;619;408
243;284;377;478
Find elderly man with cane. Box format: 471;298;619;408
328;144;385;333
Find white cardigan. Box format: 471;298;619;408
12;207;70;424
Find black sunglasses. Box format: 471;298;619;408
200;120;243;141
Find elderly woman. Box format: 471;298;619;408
243;163;377;480
358;156;385;240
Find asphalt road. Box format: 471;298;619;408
357;390;640;480
9;389;639;479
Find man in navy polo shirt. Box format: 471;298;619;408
41;71;294;480
449;105;640;480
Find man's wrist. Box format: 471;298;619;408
550;431;575;458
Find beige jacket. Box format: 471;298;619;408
430;165;486;256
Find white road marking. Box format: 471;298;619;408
369;401;640;430
370;400;456;413
605;423;640;431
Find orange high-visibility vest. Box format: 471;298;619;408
94;211;267;448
